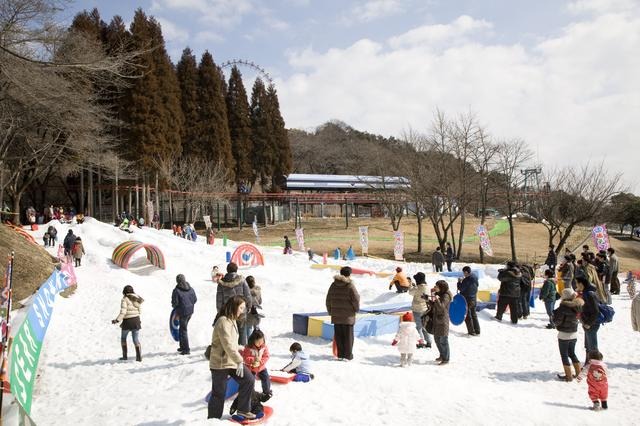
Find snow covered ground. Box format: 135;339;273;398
8;218;640;425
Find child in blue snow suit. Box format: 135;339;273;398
281;342;314;381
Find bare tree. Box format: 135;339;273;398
494;139;533;261
536;163;624;253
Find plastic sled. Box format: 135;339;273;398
230;405;273;424
169;309;180;342
269;371;295;384
449;294;467;325
204;377;240;403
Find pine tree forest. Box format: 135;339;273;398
0;5;291;223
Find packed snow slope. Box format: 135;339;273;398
19;219;640;425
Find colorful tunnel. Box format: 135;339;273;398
111;241;166;270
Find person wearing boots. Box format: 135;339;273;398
539;269;557;329
172;274;197;355
553;288;584;381
72;236;85;267
112;285;144;362
408;272;432;348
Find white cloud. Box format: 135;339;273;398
194;30;225;44
152;0;253;29
388;15;492;49
277;11;640;191
156;17;189;44
345;0;405;24
568;0;638;14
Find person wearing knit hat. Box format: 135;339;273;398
389;267;410;293
392;311;420;367
552;285;584;381
408;272;432;348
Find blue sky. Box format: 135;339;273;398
62;0;640;191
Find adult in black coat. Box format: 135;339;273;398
445;243;454;272
63;229;76;256
575;276;600;361
545;244;557;272
172;274;198;355
495;262;522;324
457;266;480;335
518;264;533;319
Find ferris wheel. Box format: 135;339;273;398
220;59;274;86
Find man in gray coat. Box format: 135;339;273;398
216;262;253;345
326;267;360;360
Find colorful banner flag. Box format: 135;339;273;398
393;231;404;261
295;228;305;251
476;225;494;256
10;269;72;414
359;226;369;255
203;215;212;229
591;224;610;252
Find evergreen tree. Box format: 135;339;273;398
176;47;199;158
196;51;234;178
70;8;105;43
249;77;274;189
124;9;183;170
226;66;252;190
265;84;292;190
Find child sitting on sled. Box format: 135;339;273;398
241;329;272;401
281;342;314;382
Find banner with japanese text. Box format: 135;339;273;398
359;226;369;255
591;224;610;252
393;231;404;261
295;228;305;251
476;225;494;256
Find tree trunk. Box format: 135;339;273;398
417;209;423;253
87;165;94;216
508;215;517;262
155;172;159;223
114;158;119;222
98;168;102;221
135;173;139;220
11;192;23;225
79;168;85;214
168;190;174;226
457;210;465;259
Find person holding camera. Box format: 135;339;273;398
428;280;452;365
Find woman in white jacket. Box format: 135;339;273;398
111;285;144;362
391;312;420;367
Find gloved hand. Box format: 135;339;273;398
391;339;398;346
236;363;244;378
111;319;119;324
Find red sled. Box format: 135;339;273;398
269;372;295;384
230;405;273;424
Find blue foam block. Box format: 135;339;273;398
360;302;411;314
476;302;497;311
321;314;400;340
293;311;327;335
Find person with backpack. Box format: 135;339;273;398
553;288;584;382
63;229;76;257
576;276;600;362
172;274;197;355
72;236;85;267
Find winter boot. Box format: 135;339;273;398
135;344;142;362
407;354;413;366
400;354;407;367
119;344;127;361
601;401;608;410
557;365;573;382
572;362;582;378
590;401;601;411
236;411;256;420
416;339;425;349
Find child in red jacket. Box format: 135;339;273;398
576;350;608;410
241;329;272;401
